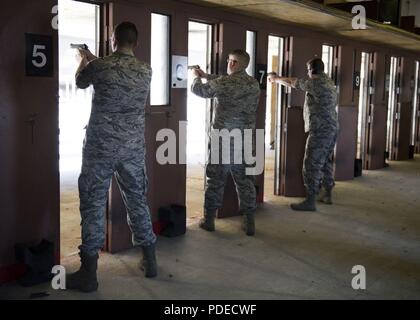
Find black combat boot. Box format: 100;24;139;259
290;194;316;211
318;187;333;204
140;243;157;278
199;210;215;232
66;251;99;293
242;213;255;236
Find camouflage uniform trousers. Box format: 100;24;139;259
78;143;156;256
303;128;338;197
204;158;257;215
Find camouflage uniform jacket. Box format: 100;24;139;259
294;73;338;134
191;70;261;131
76;52;152;155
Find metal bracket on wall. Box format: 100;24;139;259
215;41;220;54
288;105;302;110
25;113;38;144
145;110;173;118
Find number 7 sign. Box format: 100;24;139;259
25;33;53;77
256;64;268;90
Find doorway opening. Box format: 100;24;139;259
356;52;370;167
322;44;334;79
265;35;284;196
186;21;213;225
246;31;256;78
58;0;100;257
322;44;340;167
386;56;399;162
411;61;419;150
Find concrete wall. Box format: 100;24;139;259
0;0;59;282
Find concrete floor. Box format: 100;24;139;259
1;154;420;299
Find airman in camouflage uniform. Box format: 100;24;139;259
269;58;338;211
76;52;156;256
191;49;261;235
67;22;157;293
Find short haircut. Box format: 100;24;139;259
114;22;138;47
307;58;325;75
229;49;250;69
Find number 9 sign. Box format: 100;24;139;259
25;33;53;77
354;71;361;89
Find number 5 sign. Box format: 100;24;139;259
25;33;53;77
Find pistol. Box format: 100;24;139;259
70;43;88;50
188;65;201;70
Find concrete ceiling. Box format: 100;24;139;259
181;0;420;55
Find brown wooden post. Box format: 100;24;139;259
395;57;415;160
106;2;153;252
255;31;269;201
106;2;188;252
363;52;375;170
277;37;293;195
215;21;246;218
414;62;420;153
281;37;322;196
335;46;359;180
365;52;388;169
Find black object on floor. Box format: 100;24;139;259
29;292;50;299
159;205;186;237
409;145;414;159
354;158;363;177
15;239;55;287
